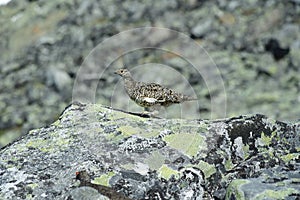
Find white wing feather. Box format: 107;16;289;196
143;97;158;103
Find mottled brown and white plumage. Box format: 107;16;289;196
114;68;197;109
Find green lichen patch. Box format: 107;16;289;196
196;161;216;179
224;158;234;171
121;163;135;170
117;126;142;137
138;130;161;138
27;183;38;190
51;120;61;127
105;132;126;143
92;172;115;187
260;131;272;146
242;144;250;159
280;153;299;163
254;188;298;200
158;164;180;180
225;179;249;200
26;138;49;152
26;194;34;199
163;133;206;158
26;132;69;152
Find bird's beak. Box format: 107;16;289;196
114;70;118;75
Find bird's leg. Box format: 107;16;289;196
142;106;160;117
141;107;151;116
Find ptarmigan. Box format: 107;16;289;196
114;68;197;111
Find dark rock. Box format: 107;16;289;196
264;38;290;61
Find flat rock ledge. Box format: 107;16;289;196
0;103;299;200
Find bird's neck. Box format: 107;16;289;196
123;76;134;84
123;76;136;94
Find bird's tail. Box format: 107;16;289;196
183;95;198;101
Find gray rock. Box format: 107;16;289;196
70;187;109;200
1;0;300;156
191;19;213;38
0;103;299;199
46;64;72;94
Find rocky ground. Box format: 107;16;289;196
0;103;299;199
0;0;299;150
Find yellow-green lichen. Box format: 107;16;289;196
158;164;180;180
121;163;135;170
196;161;216;179
26;138;48;152
224;157;234;171
139;131;160;138
26;194;34;199
260;131;276;146
28;130;36;135
276;181;286;187
280;153;299;163
242;144;250;159
117;126;142;137
27;183;38;189
26;134;69;152
225;179;249;200
92;172;115;187
51;120;61;127
268;65;278;75
254;188;298;200
105;132;125;143
163;133;205;158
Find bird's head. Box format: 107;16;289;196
114;68;132;79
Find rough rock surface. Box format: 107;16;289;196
0;103;299;199
1;0;300;147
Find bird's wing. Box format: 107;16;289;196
136;82;178;103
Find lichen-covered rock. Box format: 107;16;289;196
0;103;299;199
1;0;300;149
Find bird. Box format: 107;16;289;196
114;68;197;112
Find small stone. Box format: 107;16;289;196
46;64;72;93
218;13;236;25
71;187;109;200
190;19;212;38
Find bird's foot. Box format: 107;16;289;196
141;110;159;118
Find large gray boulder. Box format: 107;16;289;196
0;103;299;199
1;0;300;149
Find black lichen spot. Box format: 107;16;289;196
226;114;274;145
256;67;272;78
264;38;289;61
145;185;165;200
